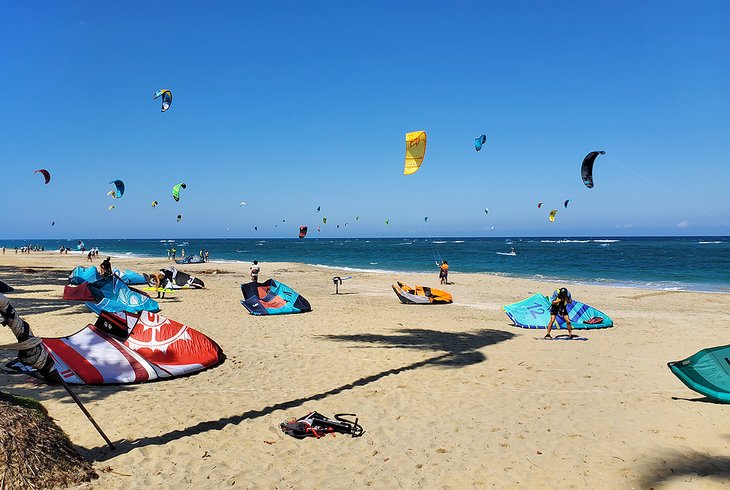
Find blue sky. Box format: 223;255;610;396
1;0;728;238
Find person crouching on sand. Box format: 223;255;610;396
545;287;574;339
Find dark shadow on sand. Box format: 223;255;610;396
636;451;730;487
81;327;514;461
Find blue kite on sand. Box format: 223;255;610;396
668;345;730;403
85;276;160;314
503;293;613;330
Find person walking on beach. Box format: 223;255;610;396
87;251;93;262
438;260;449;284
250;260;260;283
545;287;574;339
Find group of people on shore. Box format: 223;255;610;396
165;248;210;261
3;245;45;254
86;247;101;262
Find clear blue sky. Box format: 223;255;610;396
2;0;728;239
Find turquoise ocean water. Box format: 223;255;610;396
2;237;728;293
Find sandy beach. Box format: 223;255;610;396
1;251;729;489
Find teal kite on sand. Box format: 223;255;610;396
503;293;613;330
668;345;730;403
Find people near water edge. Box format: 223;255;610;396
250;260;260;283
100;257;113;277
439;260;449;284
545;287;574;339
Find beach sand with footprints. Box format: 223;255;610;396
1;252;729;488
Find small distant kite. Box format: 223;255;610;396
51;221;55;226
581;151;606;188
537;202;543;209
176;214;182;222
490;226;494;231
254;226;258;231
385;219;390;225
336;224;340;229
323;217;327;224
404;131;427;175
239;201;248;206
33;169;51;184
299;226;308;239
474;134;487;152
282;219;286;223
154;89;173;112
109;180;125;198
424;217;428;223
355;216;360;221
108;205;115;211
151;201;159;208
172;183;186;202
549;209;558;222
564;199;572;208
484;208;489;214
317;226;321;232
316;206;321;212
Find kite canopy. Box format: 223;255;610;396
404;131;427;175
11;310;222;385
154;89;173;112
109;180;125;198
299;226;308;239
392;282;453;304
240;279;311;315
112;267;147;285
239;201;247;206
108;205;115;211
474;134;487;151
85;276;160;314
172;183;186;201
156;267;205;289
175;255;205;264
69;266;100;285
34;169;51;184
152;201;159;208
549;209;557;222
538;202;543;209
564;199;572;208
668;345;730;403
503;293;613;330
176;214;182;222
581;151;606;189
322;217;327;224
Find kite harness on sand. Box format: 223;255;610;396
280;412;364;439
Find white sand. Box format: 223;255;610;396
1;252;729;489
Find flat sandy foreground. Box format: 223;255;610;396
1;252;729;489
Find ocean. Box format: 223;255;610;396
2;236;728;293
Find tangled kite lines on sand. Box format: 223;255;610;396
0;392;98;489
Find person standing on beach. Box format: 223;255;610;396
438;260;449;284
181;248;186;259
171;248;177;260
100;257;112;277
545;287;574;339
204;250;209;262
250;260;260;283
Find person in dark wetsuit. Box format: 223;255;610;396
545;287;574;339
100;257;113;277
